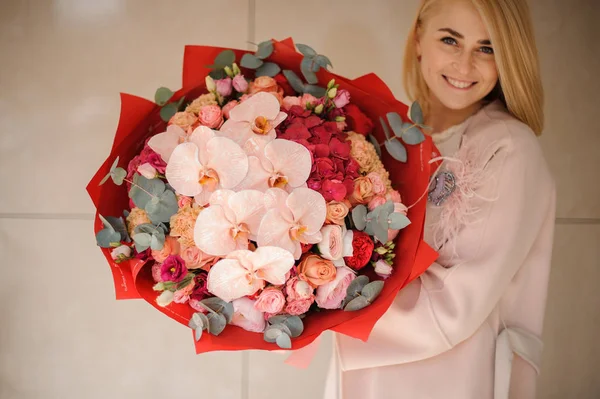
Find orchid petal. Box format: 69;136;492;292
258;209;296;256
229;92;281;121
264;140;312;188
250;246;295;286
188;126;216;165
264;188;294;222
228;190;266;236
286;188;327;234
166;143;203;196
194;188;215;207
242;131;277;157
272;111;288;129
209;189;237;222
219;119;251;147
207;259;258;302
194;205;237;256
300;230;323;244
148;125;186;163
233;156;271;192
206;137;249;188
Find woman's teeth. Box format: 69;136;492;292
445;76;474;89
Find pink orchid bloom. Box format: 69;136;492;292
219;92;287;156
165;126;249;206
194;189;265;256
234;139;312;193
258;187;327;259
147;125;188;163
207;246;295;302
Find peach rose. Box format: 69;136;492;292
151;236;181;263
249;76;279;94
126;207;152;237
254;287;286;314
351;176;375;205
168;112;198;132
317;224;344;261
198;105;223;129
180;245;219;271
315;266;356;309
297;254;337;289
222;100;239;119
366;172;386;195
326;201;349;225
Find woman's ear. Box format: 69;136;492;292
415;28;422;61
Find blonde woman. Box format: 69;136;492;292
324;0;555;398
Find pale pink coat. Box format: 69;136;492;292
323;100;556;399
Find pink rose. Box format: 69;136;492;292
231;297;266;333
215;77;233;97
222;100;239;119
151;236;180;263
333;89;350;108
285;298;313;316
374;259;393;279
232;75;248;93
300;93;318;109
285;277;314;302
198;105;224;129
254;287;286;314
173;280;195;304
181;246;220;271
177;195;193;208
282;96;301;110
110;245;132;262
367;195;387;211
366;172;386;195
325;201;349;225
385;189;402;203
315;266;356;309
137;162;157;179
317;224;344;261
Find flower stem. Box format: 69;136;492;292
124;178;156;198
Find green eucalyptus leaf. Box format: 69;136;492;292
105;216;130;242
367;134;382;159
160;103;178;122
255;40;274;59
214;49;236;67
99;171;112;186
221;301;234;324
133;223;157;235
240;53;263;69
303;84;326;98
344;295;370;311
276;333;292;349
146;189;178;224
269;315;304;338
296;43;317;57
207;312;227;336
194;326;203;341
96;228;121;248
379;116;392;140
362;280;384;302
200;297;231;314
282;70;305;94
346;275;369;297
300;58;318;84
150;230;165;251
389;212;411;230
209;69;227;80
370;218;389;244
99;215;116;232
155;87;174;106
264;323;292;343
109;156;120;172
255;62;281;77
189;312;206;329
129;174;166;209
386;112;404;138
315;54;333;69
402;125;425;145
384;139;407;163
133;233;151;252
111;167;127;186
410;101;424;124
352;205;368;231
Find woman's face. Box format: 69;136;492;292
417;0;499;112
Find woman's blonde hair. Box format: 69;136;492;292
403;0;544;135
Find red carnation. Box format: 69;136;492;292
344;231;375;270
344;103;374;136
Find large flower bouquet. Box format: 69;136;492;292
87;38;438;353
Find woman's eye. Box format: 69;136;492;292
441;37;457;46
480;46;494;55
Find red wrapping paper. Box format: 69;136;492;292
87;37;439;353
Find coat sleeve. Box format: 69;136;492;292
336;119;555;370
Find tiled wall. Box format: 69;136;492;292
0;1;598;398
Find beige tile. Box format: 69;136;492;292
0;218;242;399
0;0;249;214
248;331;333;399
538;224;600;399
531;0;600;218
255;0;419;104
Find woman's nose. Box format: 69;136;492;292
453;51;474;76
